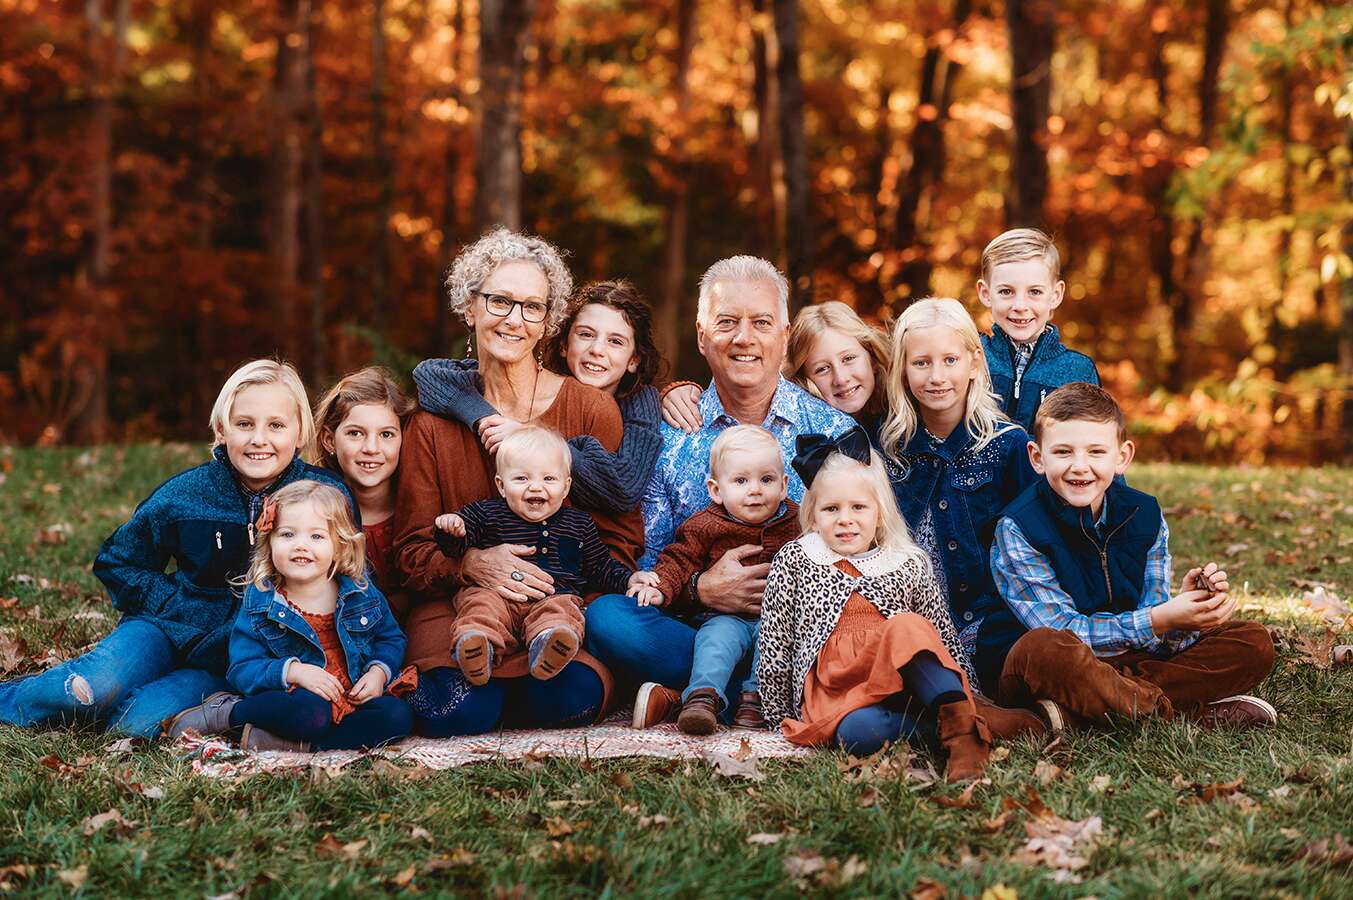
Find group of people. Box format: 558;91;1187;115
0;226;1278;783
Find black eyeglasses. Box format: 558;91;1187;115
474;290;549;324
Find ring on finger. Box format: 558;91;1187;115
511;570;525;582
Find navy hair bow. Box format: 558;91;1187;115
792;425;873;489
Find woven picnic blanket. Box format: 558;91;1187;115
186;710;816;778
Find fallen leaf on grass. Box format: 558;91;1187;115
703;747;764;782
83;809;138;837
932;781;981;809
104;737;146;755
981;809;1015;834
989;746;1010;762
1294;834;1353;868
1017;814;1105;884
783;852;867;888
1034;759;1063;786
909;877;947;899
636;814;670;829
315;833;367;860
0;864;36;890
732;737;754;761
422;848;477;871
388;865;417;888
609;771;635;790
1268;785;1293;799
858;786;879;808
1302;587;1351;627
1088;775;1114;794
1175;776;1246;803
57;866;88;889
410;826;432;841
1293;631;1337;669
0;633;29;674
981;885;1019;900
746;832;785;845
38;753;87;777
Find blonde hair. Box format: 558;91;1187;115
799;451;928;564
708;425;784;479
979;227;1061;285
242;480;366;591
786;302;891;418
210;359;314;452
495;425;571;474
312;366;416;471
879;298;1018;460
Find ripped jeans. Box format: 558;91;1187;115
0;618;229;738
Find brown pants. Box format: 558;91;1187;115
997;621;1275;725
451;586;586;659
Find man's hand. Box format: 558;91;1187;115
461;544;554;602
434;513;466;536
348;666;389;704
288;662;345;703
477;415;526;455
660;384;704;433
697;544;769;615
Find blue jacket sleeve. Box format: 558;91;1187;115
226;599;291;694
564;385;664;514
412;358;499;430
92;492;181;618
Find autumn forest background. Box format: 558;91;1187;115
2;0;1350;463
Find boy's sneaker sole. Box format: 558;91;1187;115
1197;694;1277;729
632;682;680;729
1036;699;1068;734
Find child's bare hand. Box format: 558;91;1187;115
348;666;388;704
477;415;526;455
289;662;345;703
1150;589;1236;634
660;384;704;433
630;586;665;607
435;513;466;536
1184;563;1229;596
628;571;659;590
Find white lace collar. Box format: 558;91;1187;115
797;531;909;577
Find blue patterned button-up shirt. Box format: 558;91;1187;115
991;500;1197;657
639;378;855;567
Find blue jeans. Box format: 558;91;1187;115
406;662;604;738
0;619;229;738
231;689;413;750
684;615;758;710
833;653;964;755
585;594;745;723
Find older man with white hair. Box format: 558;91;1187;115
584;255;854;727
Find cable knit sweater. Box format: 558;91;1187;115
756;532;977;729
412;358;662;514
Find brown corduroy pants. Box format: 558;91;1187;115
450;586;586;659
997;621;1275;725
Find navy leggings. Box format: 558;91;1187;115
230;689;413;751
834;652;965;756
406;662;603;737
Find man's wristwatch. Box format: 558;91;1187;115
689;572;702;606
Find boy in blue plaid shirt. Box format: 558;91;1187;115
986;383;1276;732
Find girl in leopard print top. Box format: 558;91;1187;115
757;430;1033;781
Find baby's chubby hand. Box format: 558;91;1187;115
434;513;466;536
626;571;664;607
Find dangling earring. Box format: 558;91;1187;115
466;330;475;359
534;343;544;370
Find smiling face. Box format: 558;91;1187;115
218;383;301;491
270;498;335;588
563;303;639;395
1030;418;1134;517
803;327;875;415
696;279;788;395
494;446;572;523
466;260;551;366
809;468;881;556
325;403;402;492
978;259;1065;344
707;444;788;525
902;325;976;429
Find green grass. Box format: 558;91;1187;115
2;447;1352;897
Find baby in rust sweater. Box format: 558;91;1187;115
630;426;800;734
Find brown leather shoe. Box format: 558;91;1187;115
938;701;992;783
732;691;766;730
454;631;493;686
240;723;310;753
973;694;1045;740
632;682;681;729
1196;695;1277;729
677;688;721;736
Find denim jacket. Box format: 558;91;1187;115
227;575;407;695
888;423;1038;635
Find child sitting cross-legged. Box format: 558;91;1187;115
627;425;800;734
435;425;646;685
990;383;1277;731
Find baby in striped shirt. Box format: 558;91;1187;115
434;425;647;685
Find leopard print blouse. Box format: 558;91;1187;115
756;531;977;729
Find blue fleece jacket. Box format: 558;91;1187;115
92;447;355;673
982;324;1100;433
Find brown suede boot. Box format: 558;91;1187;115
677;688;721;736
732;691;766;729
938;701;991;783
973;695;1045;740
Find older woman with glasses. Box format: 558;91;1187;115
394;228;644;735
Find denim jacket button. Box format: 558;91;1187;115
279;610;286;618
360;616;369;626
938;500;948;510
947;540;958;551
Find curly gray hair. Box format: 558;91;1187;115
444;227;575;339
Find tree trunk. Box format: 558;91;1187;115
1148;7;1183;388
1275;0;1297;299
370;0;390;333
439;0;470;356
475;0;537;231
305;2;325;381
750;0;782;262
189;4;218;419
1005;0;1054;228
270;0;310;360
656;0;697;373
895;0;972;303
772;0;812;311
1340;117;1353;464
